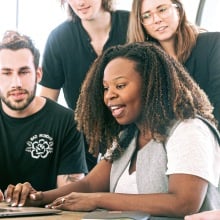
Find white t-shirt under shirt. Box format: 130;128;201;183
166;118;220;187
115;118;220;193
115;161;138;194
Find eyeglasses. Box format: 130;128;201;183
141;3;178;26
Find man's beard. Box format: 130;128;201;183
0;84;37;111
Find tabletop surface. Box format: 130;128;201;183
0;202;184;220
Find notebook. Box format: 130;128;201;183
82;210;150;220
0;204;61;218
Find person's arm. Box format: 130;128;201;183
39;85;60;102
4;159;111;207
57;173;85;187
185;210;220;220
45;120;213;216
46;173;208;217
36;159;112;204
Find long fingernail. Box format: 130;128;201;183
11;203;17;207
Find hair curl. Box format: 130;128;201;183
75;42;215;158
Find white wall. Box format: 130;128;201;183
115;0;132;11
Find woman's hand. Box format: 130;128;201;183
46;192;99;211
5;182;43;207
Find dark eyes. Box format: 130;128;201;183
20;70;30;74
1;71;10;75
116;84;126;89
103;83;126;92
142;6;168;20
1;70;30;75
103;87;108;92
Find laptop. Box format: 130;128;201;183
0;203;61;218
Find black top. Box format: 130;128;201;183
184;32;220;123
0;98;88;191
40;10;130;110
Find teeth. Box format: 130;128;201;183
157;26;166;31
110;106;119;110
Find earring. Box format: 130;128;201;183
145;35;149;41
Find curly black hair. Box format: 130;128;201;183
75;42;215;158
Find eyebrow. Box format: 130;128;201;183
103;76;128;83
0;66;31;72
0;67;12;72
19;66;31;71
142;4;167;14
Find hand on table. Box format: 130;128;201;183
46;192;98;211
5;182;43;207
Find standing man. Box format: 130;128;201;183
0;31;88;202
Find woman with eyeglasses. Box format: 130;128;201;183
128;0;220;128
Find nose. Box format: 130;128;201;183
78;0;85;7
11;74;22;88
152;12;162;23
104;88;118;101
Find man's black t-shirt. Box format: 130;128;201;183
0;98;88;191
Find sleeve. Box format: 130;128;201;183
165;118;220;187
58;114;88;174
40;30;65;89
207;33;220;123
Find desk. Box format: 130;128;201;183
0;202;183;220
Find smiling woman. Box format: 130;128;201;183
9;41;220;218
127;0;220;127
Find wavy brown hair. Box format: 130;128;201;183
60;0;115;20
0;30;40;70
75;42;215;157
127;0;202;63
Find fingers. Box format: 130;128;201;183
17;182;33;206
0;190;4;202
46;196;65;209
29;191;44;202
5;182;33;207
5;184;16;204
